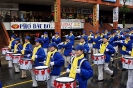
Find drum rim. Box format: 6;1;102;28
12;54;22;55
93;53;104;56
55;77;75;83
124;57;133;59
20;58;32;60
35;66;49;69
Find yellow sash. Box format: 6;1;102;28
101;33;104;38
14;43;20;53
8;39;14;49
31;45;41;61
122;39;130;51
131;48;133;57
69;54;84;79
63;41;69;53
88;34;91;40
79;42;85;45
93;36;97;44
22;42;30;55
100;42;109;54
55;36;59;39
45;49;57;66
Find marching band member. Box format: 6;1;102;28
30;38;45;88
8;35;16;68
14;38;23;73
79;37;89;59
41;32;49;55
100;30;105;38
44;43;64;88
129;27;133;35
77;31;88;43
59;37;72;68
88;30;94;54
68;31;75;47
92;32;101;54
66;45;93;88
98;35;115;82
52;32;61;52
126;40;133;88
120;34;132;57
104;29;108;35
21;36;33;79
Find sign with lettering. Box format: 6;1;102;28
113;7;119;22
0;3;18;10
54;1;58;22
93;4;99;26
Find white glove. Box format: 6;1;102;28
41;35;44;37
120;40;123;43
22;48;26;51
60;42;64;45
121;35;123;37
76;69;81;73
65;35;68;37
52;36;55;39
106;48;109;51
77;36;81;38
66;69;70;73
129;51;131;54
91;36;94;38
16;49;18;51
35;55;37;58
100;39;103;41
11;49;14;52
27;54;30;57
43;61;46;65
50;62;54;66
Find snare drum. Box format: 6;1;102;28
19;58;33;70
2;47;9;55
121;56;133;69
92;53;105;65
12;54;22;63
34;66;50;81
6;52;14;61
54;77;76;88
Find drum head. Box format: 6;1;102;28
125;56;133;59
7;52;14;54
56;77;74;82
13;54;22;56
21;58;31;60
35;66;48;69
93;53;103;56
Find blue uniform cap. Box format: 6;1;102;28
44;32;48;34
125;34;130;38
95;31;99;34
112;30;116;33
107;32;111;35
24;36;30;40
82;31;86;34
117;27;121;30
103;35;108;39
80;37;85;40
11;35;15;38
15;38;20;41
35;38;43;43
55;32;59;34
89;30;92;32
125;30;130;33
48;43;57;48
74;45;84;51
130;27;133;31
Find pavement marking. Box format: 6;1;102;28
2;57;122;88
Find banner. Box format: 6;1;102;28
54;1;58;22
61;19;85;22
113;7;119;22
93;4;99;26
0;3;18;10
11;22;83;30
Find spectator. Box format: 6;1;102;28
4;12;11;22
0;13;4;22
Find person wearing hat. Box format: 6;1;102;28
129;27;133;35
88;30;94;54
104;29;108;35
8;35;16;68
66;45;93;88
41;32;49;55
120;34;132;57
81;31;88;43
78;37;89;59
98;35;115;82
69;31;75;47
52;32;61;52
30;38;45;88
44;43;64;88
92;32;101;54
59;37;72;68
100;30;105;38
21;36;33;79
13;37;23;73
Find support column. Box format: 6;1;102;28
93;4;99;32
54;0;61;37
113;7;119;29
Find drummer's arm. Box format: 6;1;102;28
36;49;46;62
25;44;33;53
54;53;64;67
123;41;132;47
80;61;93;80
107;45;115;54
18;44;23;53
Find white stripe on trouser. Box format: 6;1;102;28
127;70;133;88
44;48;48;55
93;48;99;54
63;56;70;68
114;46;118;53
47;76;58;88
30;70;38;87
14;63;20;72
98;63;113;80
8;61;13;67
88;43;92;53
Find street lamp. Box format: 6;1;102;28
123;0;126;6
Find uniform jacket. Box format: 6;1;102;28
82;35;88;43
52;37;61;49
41;36;49;48
23;44;33;58
88;34;94;43
92;36;101;49
11;40;16;49
45;52;64;76
60;41;72;56
16;44;23;54
68;58;93;88
34;47;45;67
69;35;75;46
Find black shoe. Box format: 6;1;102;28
14;72;20;74
122;68;126;71
112;60;114;64
20;76;27;79
32;87;37;88
97;79;104;82
111;73;114;78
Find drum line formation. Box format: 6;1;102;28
2;27;133;88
